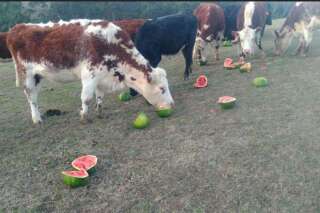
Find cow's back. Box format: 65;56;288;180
136;14;197;54
237;2;268;30
7;23;86;68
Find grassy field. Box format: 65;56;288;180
1;19;320;212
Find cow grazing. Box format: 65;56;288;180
113;19;146;41
0;32;11;59
193;3;225;63
232;2;271;57
128;13;197;97
6;19;174;124
274;2;320;56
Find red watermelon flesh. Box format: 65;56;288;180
71;155;97;171
194;75;208;88
62;169;89;178
224;58;233;66
224;58;234;68
217;96;236;103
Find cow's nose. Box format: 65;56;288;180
243;49;251;55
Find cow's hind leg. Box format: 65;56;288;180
295;37;305;56
24;73;42;124
95;86;104;118
80;78;96;123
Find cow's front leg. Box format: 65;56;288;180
24;73;42;124
295;37;305;56
95;86;104;118
182;44;194;80
80;79;96;123
214;40;220;61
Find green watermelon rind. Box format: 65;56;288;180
62;170;89;187
156;108;173;118
253;77;268;87
219;101;236;109
218;97;237;109
133;112;150;129
198;60;207;66
118;92;132;102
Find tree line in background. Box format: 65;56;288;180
0;1;294;32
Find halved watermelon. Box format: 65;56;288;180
71;155;98;175
217;96;237;109
62;169;89;187
224;58;236;69
194;75;208;88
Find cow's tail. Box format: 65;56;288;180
12;58;22;88
15;69;21;87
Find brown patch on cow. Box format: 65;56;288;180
113;19;146;41
7;20;153;84
194;3;225;41
236;2;268;31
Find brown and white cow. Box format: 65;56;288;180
6;19;174;124
193;3;225;63
232;2;270;58
274;2;320;56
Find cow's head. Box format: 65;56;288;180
274;27;294;56
193;36;207;62
232;26;262;56
124;65;174;109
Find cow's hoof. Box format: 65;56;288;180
33;121;43;125
96;113;104;119
80;113;93;124
80;118;93;124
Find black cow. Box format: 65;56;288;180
222;4;242;41
129;13;197;96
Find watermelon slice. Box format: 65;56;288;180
71;155;98;175
194;75;208;88
224;58;236;69
239;63;252;73
156;106;173;118
217;96;236;109
62;169;89;187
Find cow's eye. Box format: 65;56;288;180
160;87;165;94
130;77;136;81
